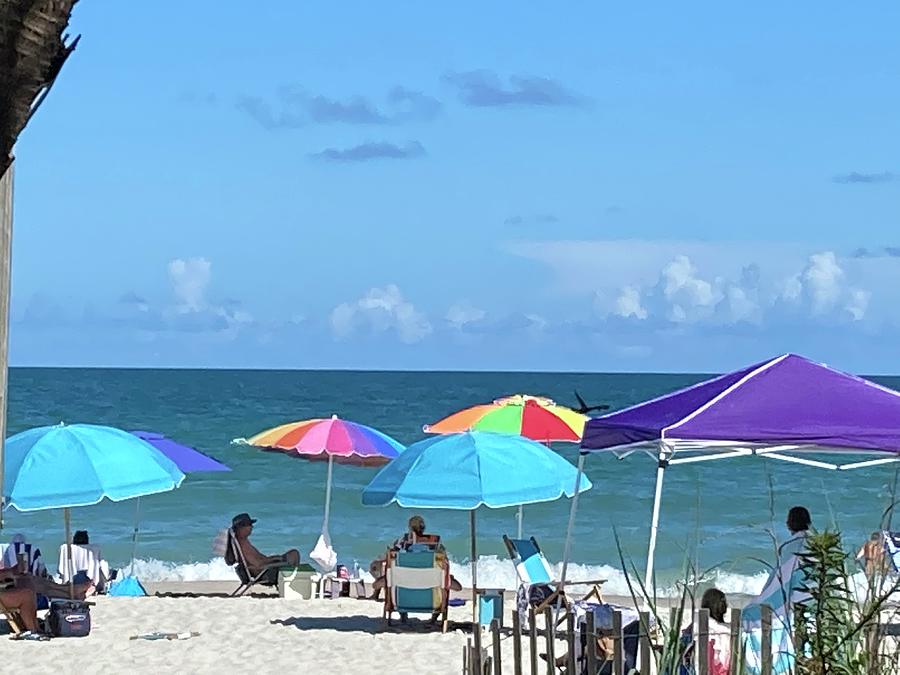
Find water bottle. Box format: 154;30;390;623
353;561;361;580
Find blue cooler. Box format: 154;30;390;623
478;588;504;626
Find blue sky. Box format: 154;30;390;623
9;2;900;372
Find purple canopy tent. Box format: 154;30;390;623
561;353;900;590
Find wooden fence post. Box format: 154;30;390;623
586;610;598;675
761;604;772;675
544;607;556;675
512;609;523;675
729;608;742;675
474;622;483;675
491;618;502;675
566;612;576;674
639;610;651;675
529;608;538;675
698;608;710;675
613;610;624;675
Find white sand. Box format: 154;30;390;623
0;583;544;675
1;582;758;674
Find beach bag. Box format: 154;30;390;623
309;533;337;573
47;600;92;637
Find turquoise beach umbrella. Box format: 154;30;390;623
362;431;591;622
3;424;185;596
4;424;185;511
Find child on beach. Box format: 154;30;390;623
681;588;731;675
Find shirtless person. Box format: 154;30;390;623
229;513;300;584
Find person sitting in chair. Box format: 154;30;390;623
229;513;300;584
369;515;461;600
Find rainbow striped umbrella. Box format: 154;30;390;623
424;395;588;536
247;415;403;466
424;394;588;442
246;416;404;561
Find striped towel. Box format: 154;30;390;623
1;534;46;576
742;532;809;674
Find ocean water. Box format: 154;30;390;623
4;367;899;596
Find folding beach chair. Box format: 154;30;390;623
503;535;605;623
383;548;450;632
0;580;25;635
224;528;284;597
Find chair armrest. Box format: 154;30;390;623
558;578;606;586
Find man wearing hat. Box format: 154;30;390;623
231;513;300;583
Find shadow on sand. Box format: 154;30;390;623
271;615;468;634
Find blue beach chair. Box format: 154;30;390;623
383;548;450;632
503;535;605;620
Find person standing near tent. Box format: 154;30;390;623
742;506;812;674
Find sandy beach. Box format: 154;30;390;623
0;584;521;675
0;581;760;675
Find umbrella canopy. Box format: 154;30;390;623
247;415;405;573
363;431;591;509
247;415;403;466
363;431;591;624
424;394;588;442
131;431;230;473
572;353;900;590
582;353;900;457
5;424;185;512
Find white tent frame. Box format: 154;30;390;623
561;438;900;592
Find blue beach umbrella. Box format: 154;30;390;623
362;431;591;622
4;424;185;595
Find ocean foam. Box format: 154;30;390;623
126;555;769;597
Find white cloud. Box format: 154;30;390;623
163;257;253;335
845;289;870;321
168;258;211;312
445;302;486;329
613;286;647;320
659;255;718;323
330;285;432;343
802;251;843;314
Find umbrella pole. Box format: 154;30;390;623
470;509;477;626
644;446;670;593
559;454;585;587
516;505;523;539
64;507;73;599
130;496;142;577
322;453;333;536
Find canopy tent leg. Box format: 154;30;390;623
470;509;478;626
559;453;586;587
516;505;523;539
64;507;74;599
323;453;334;536
644;449;669;593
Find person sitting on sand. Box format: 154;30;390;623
368;515;463;601
229;513;300;583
